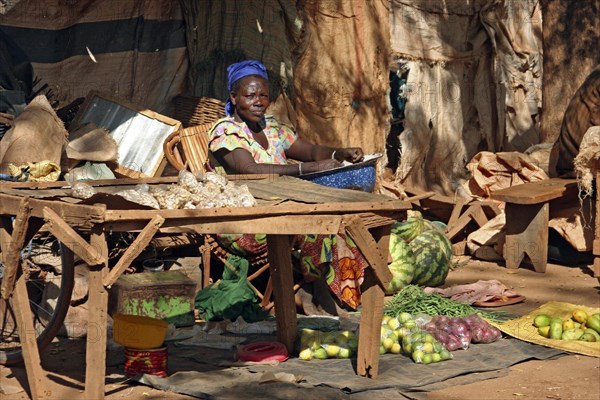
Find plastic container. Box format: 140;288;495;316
299;153;381;193
124;346;168;377
113;314;169;349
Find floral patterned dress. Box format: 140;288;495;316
208;116;367;309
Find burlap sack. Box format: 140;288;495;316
463;151;549;200
0;95;67;173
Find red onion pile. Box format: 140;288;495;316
423;314;502;351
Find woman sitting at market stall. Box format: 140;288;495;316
208;59;367;315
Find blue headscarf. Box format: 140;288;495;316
225;60;269;117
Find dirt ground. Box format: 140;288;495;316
1;258;599;400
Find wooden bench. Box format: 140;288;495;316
491;178;579;272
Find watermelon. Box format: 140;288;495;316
392;210;437;243
386;233;416;295
409;229;452;287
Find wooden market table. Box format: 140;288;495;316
0;175;410;399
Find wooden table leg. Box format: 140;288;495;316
356;224;390;379
1;198;31;299
504;202;549;272
266;234;297;353
85;225;109;400
357;270;385;378
12;275;50;399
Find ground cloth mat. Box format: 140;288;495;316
133;338;563;398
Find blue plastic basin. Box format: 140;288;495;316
298;154;381;193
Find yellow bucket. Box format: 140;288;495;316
113;314;168;349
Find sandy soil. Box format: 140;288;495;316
1;259;599;400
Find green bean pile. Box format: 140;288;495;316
384;285;512;323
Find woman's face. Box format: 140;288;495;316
231;75;270;125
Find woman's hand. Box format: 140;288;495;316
334;147;364;163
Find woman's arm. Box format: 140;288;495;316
213;147;334;175
215;147;342;175
286;138;365;163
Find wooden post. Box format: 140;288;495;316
12;275;50;399
1;197;31;299
355;224;391;379
266;234;297;353
201;236;213;288
85;225;109;400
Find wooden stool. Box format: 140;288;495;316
491;178;578;272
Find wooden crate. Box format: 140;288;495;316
109;270;196;327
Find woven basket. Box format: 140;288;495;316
173;95;225;128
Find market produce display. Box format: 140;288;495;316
496;302;600;358
422;314;502;351
386;211;452;293
385;285;510;323
533;309;600;342
297;329;358;361
382;313;452;364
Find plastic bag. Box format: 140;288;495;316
115;184;160;209
382;312;452;363
423;314;501;351
297;328;358;361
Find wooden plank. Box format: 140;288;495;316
470;205;489;228
106;213;399;235
85;226;109;400
103;215;165;288
43;207;105;266
266;235;297;353
156;215;343;236
444;205;477;241
13;275;49;399
344;216;391;288
103;200;408;222
242;175;397;204
0;193;105;228
404;191;436;203
490;178;578;204
0;174;274;190
446;198;466;229
1;197;31;300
